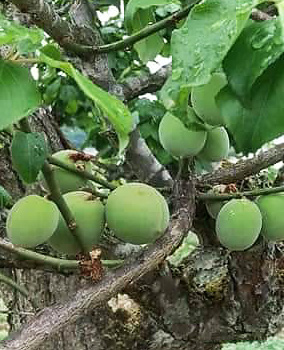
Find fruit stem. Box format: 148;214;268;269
18;118;86;252
47;155;117;190
0;271;38;310
198;185;284;201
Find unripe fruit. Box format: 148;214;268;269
158;113;207;158
191;72;227;126
216;199;262;251
48;191;105;255
42;150;92;194
106;183;169;245
198;127;230;162
256;194;284;241
6;195;59;248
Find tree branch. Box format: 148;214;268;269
8;0;200;57
47;155;116;190
197;143;284;186
123;64;172;101
126;129;173;187
8;0;88;55
0;238;122;271
1;180;195;350
198;184;284;201
95;1;200;54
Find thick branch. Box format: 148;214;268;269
123;64;172;101
1;180;195;350
126;129;173;187
198;143;284;186
8;0;87;54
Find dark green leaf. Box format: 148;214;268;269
223;19;284;101
0;185;12;209
217;56;284;153
11;131;48;184
0;60;41;131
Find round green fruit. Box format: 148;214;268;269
158;113;207;158
191;72;227;126
6;195;59;248
216;199;262;251
48;191;105;255
106;183;170;245
198;127;230;162
42;150;92;194
256;194;284;241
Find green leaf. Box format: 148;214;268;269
172;0;247;88
125;0;171;62
0;60;41;131
133;8;164;62
0;185;12;209
217;56;284;153
11;131;48;184
166;0;266;108
40;44;62;61
125;0;172;27
0;13;44;53
275;0;284;40
223;19;284;101
39;53;133;153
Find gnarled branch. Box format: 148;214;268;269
197;143;284;186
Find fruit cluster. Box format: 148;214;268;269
206;194;284;251
6;153;170;255
159;73;230;162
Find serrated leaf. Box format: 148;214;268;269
39;53;133;153
217;56;284;153
0;13;44;53
224;19;284;101
11;131;48;184
0;60;41;131
125;0;171;62
0;185;12;209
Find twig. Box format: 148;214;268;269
0;238;123;270
198;185;284;201
47;155;117;190
95;1;200;54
